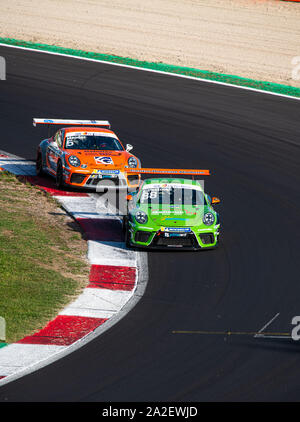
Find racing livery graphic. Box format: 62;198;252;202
123;169;220;250
34;118;141;189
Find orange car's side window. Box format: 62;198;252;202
55;131;63;148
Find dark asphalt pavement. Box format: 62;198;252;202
0;46;300;401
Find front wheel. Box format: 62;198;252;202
55;161;65;189
124;222;132;249
122;216;127;233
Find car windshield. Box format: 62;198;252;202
64;133;123;151
140;186;207;206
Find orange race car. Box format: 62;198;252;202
34;119;141;190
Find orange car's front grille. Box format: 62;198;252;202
70;173;87;184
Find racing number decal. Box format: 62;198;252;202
141;190;158;201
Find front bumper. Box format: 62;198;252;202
128;225;220;250
63;169;141;190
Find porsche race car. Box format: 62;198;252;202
34;119;141;190
123;169;220;250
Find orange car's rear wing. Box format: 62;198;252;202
33;118;111;128
125;168;210;176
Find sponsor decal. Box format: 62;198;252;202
94;156;114;165
152;210;179;215
144;183;203;191
129;168;209;175
85;151;119;156
99;170;120;174
164;217;187;220
66;132;117;138
161;227;191;233
152;210;184;215
92;169;119;177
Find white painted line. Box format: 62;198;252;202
0;42;299;102
255;335;292;340
59;288;133;318
0;344;64;377
254;313;280;338
88;240;137;267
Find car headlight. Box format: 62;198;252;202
68;155;81;167
135;211;148;224
203;212;215;225
128;156;138;168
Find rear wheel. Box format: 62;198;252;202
36;152;44;176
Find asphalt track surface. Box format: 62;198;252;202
0;46;300;402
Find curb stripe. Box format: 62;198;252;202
17;315;107;346
59;289;133;319
55;195;121;220
76;218;124;242
88;265;136;291
0;135;145;382
20;176;89;197
88;240;137;267
0;344;64;376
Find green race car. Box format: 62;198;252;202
123;177;221;250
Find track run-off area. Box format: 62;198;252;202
0;45;300;401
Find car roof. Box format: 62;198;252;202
63;126;116;135
142;178;203;188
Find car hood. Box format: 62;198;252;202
142;205;211;227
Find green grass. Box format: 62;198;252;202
0;172;89;343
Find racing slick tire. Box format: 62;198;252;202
55;161;65;189
122;216;127;233
36;152;44;176
123;218;132;248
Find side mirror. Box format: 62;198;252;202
126;144;133;152
211;197;221;205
